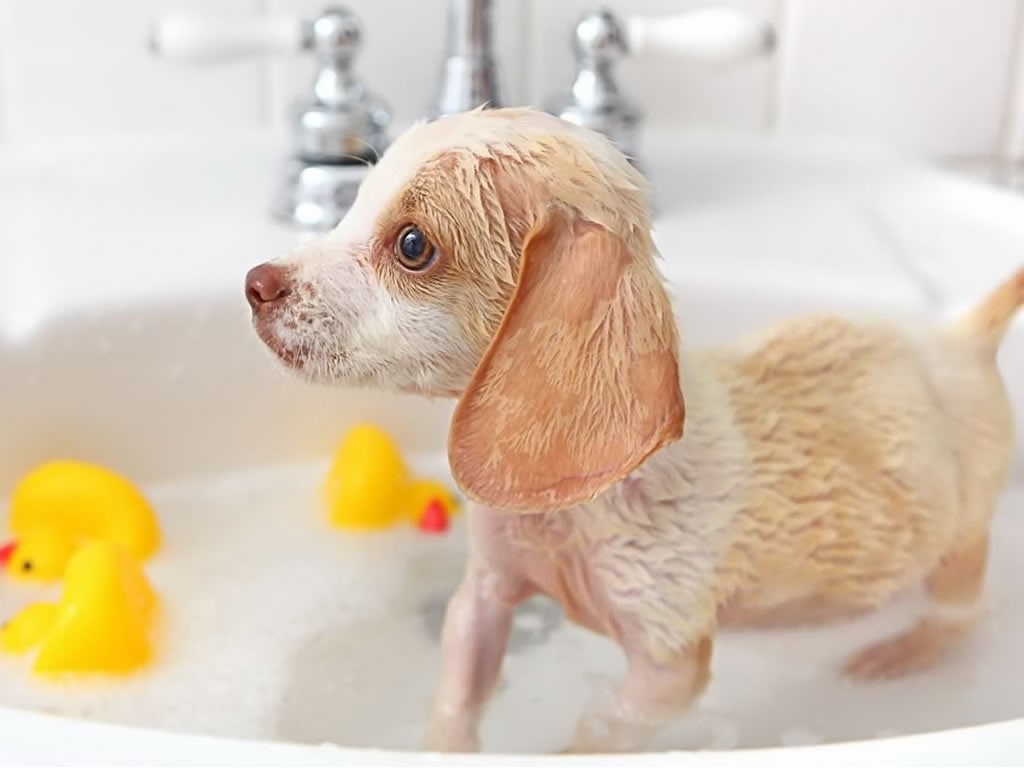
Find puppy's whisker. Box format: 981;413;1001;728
334;149;374;168
347;135;381;164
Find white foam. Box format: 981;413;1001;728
1;465;1023;754
781;727;825;747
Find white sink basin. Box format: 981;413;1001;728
0;135;1023;765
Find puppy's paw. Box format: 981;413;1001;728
557;744;591;756
423;733;479;754
423;716;480;754
842;622;953;681
561;711;658;755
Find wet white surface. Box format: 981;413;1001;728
1;459;1022;755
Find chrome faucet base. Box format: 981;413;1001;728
272;159;369;232
276;7;389;230
546;9;642;163
430;54;501;119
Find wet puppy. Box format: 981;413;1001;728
246;107;1021;753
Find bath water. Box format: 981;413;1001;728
1;460;1022;753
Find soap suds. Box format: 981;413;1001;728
1;463;1023;753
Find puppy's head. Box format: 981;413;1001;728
246;108;684;512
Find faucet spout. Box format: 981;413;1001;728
429;0;501;119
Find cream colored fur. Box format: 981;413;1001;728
245;108;1023;754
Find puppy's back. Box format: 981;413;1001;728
709;269;1023;615
709;315;966;614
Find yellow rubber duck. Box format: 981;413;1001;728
1;460;161;582
1;540;159;676
324;424;458;531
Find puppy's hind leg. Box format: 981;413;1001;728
843;535;989;680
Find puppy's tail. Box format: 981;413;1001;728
951;266;1024;353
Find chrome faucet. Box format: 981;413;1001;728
429;0;501;119
427;1;775;170
547;7;776;167
150;6;391;231
149;2;775;229
546;9;641;163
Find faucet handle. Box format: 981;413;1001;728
547;6;776;165
151;6;391;231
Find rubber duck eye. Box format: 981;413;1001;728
396;226;436;271
21;560;32;572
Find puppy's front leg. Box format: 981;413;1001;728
565;635;714;754
425;560;529;753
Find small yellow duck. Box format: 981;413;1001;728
324;424;458;531
1;460;161;582
1;540;159;675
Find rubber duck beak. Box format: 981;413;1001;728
0;541;16;566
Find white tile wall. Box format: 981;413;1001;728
0;0;10;146
1002;0;1024;160
776;0;1021;157
1;0;268;148
0;0;1023;162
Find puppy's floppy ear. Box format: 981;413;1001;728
448;206;684;513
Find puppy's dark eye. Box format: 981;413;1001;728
396;226;436;271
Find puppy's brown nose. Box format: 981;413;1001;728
245;263;291;310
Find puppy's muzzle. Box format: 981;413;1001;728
245;263;292;313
